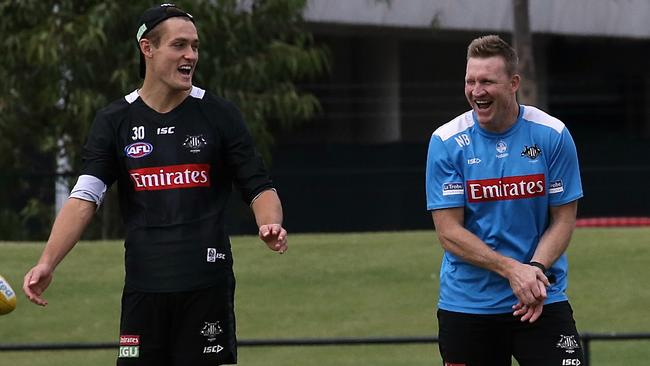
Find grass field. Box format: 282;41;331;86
0;228;649;365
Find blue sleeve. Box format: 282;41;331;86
547;128;583;206
426;134;465;210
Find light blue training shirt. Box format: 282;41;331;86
426;105;583;314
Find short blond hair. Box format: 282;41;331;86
467;35;518;76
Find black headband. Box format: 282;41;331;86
136;4;194;78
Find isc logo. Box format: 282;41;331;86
124;142;153;158
207;248;226;263
157;127;175;135
203;345;223;354
562;359;581;365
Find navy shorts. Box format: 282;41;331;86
117;272;237;366
437;301;585;366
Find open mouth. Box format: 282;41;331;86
475;100;492;110
178;65;192;76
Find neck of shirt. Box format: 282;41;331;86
138;83;191;114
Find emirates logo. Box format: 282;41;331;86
119;335;140;346
129;164;210;191
467;174;545;202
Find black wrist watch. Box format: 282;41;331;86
528;261;556;284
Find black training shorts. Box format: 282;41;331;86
117;272;237;366
438;301;585;366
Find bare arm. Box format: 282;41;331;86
531;201;578;268
23;198;96;306
511;201;578;321
432;207;549;307
251;189;287;254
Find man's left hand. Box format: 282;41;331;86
258;224;288;254
512;300;544;323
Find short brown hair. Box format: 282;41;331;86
144;26;163;48
467;35;518;76
144;17;194;48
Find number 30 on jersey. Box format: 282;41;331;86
132;126;145;140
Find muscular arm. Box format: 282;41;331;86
251;189;287;254
23;198;96;306
531;201;578;269
433;207;517;276
432;207;549;307
511;201;578;321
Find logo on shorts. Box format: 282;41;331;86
203;344;224;354
207;248;226;262
556;334;580;354
200;321;223;342
562;359;582;365
118;334;140;358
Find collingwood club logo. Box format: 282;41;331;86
183;135;207;153
200;321;223;342
556;335;580;354
521;144;542;160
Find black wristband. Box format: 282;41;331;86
528;261;547;273
529;261;556;284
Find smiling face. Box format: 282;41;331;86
142;17;198;93
464;56;520;133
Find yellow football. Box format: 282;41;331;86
0;275;17;315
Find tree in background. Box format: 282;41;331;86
193;0;328;155
0;0;328;239
512;0;539;106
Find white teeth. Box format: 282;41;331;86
475;100;491;109
179;65;191;71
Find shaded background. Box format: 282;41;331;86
229;34;650;233
1;0;649;239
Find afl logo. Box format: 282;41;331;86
125;142;153;158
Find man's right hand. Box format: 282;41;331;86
23;264;54;307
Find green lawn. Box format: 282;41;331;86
0;228;649;365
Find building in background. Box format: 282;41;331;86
235;0;650;233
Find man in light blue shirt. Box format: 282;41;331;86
426;35;585;365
